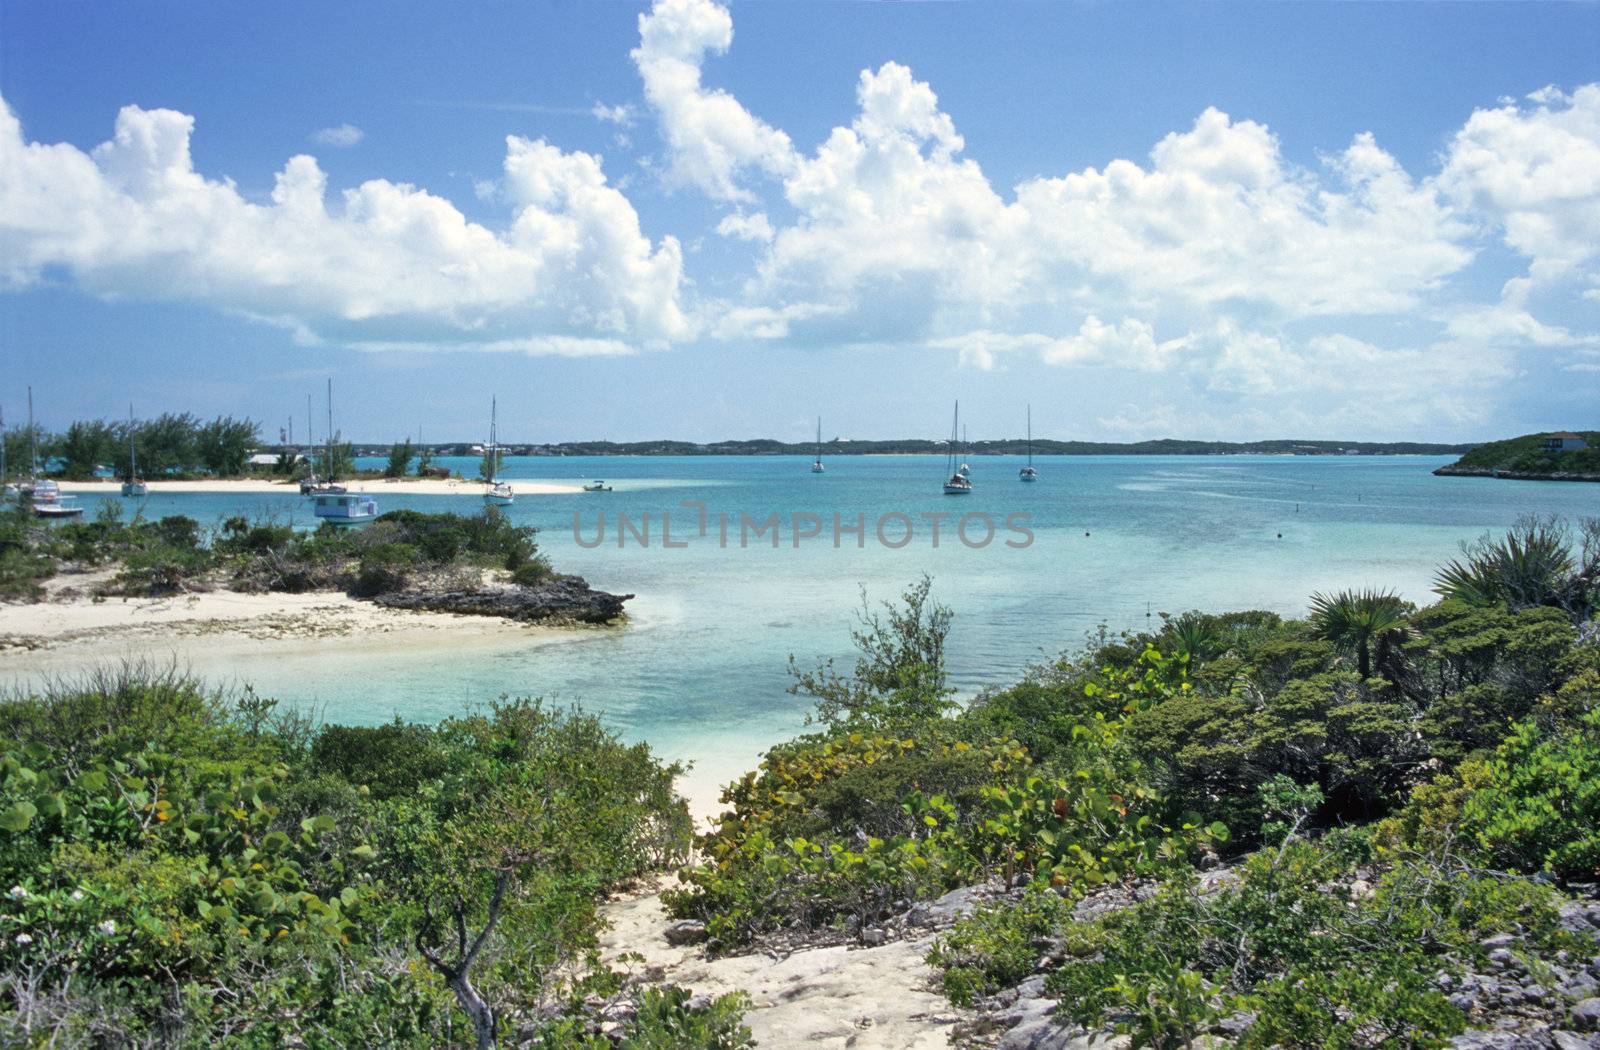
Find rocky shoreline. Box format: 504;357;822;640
373;574;632;625
1433;465;1600;483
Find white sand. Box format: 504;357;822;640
57;478;580;496
0;582;568;687
600;878;970;1049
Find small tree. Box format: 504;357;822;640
790;575;955;729
385;438;414;478
57;420;119;478
193;415;259;476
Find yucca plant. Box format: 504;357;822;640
1307;588;1409;680
1167;612;1221;668
1434;516;1597;622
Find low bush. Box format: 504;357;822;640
0;677;702;1046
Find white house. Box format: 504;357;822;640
1542;432;1588;453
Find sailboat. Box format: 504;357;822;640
310;379;377;525
1019;404;1038;482
942;402;972;495
483;397;514;506
121;404;147;497
958;425;971;478
811;417;826;474
24;388;81;518
299;392;321;494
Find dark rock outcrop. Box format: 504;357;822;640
374;574;632;625
1433;465;1600;483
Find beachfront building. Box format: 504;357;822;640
1543;432;1589;453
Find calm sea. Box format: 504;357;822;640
24;455;1600;795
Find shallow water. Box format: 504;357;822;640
21;455;1600;797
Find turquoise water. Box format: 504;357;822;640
27;455;1600;794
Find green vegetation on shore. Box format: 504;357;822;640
666;518;1600;1045
0;670;750;1047
1435;430;1600;480
0;502;553;602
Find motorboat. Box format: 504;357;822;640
311;491;378;525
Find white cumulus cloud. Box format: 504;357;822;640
0;98;690;353
1438;83;1600;285
631;0;797;200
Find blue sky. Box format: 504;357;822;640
2;1;1598;444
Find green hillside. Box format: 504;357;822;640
1438;430;1600;479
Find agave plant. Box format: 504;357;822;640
1307;588;1409;680
1434;516;1597;621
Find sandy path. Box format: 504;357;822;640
57;478;580;496
600;879;968;1050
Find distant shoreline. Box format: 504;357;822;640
317;439;1469;458
55;478;582;496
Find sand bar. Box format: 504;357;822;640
57;478;581;497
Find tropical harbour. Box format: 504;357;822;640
5;0;1600;1044
6;452;1594;803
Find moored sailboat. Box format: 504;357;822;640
122;404;147;497
811;417;826;473
483;397;514;506
1019;404;1038;482
942;402;972;495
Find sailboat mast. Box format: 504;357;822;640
326;378;334;481
128;403;137;480
949;401;960;475
27;386;37;477
816;417;822;461
1027;404;1033;467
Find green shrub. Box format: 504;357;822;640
1460;707;1600;879
311;721;455;799
352;542;418;597
512;556;556;587
927;887;1073;1006
0;677;699;1046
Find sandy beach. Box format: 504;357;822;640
57;478;582;496
0;577;571;696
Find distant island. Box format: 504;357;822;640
1433;430;1600;482
326;437;1471;458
